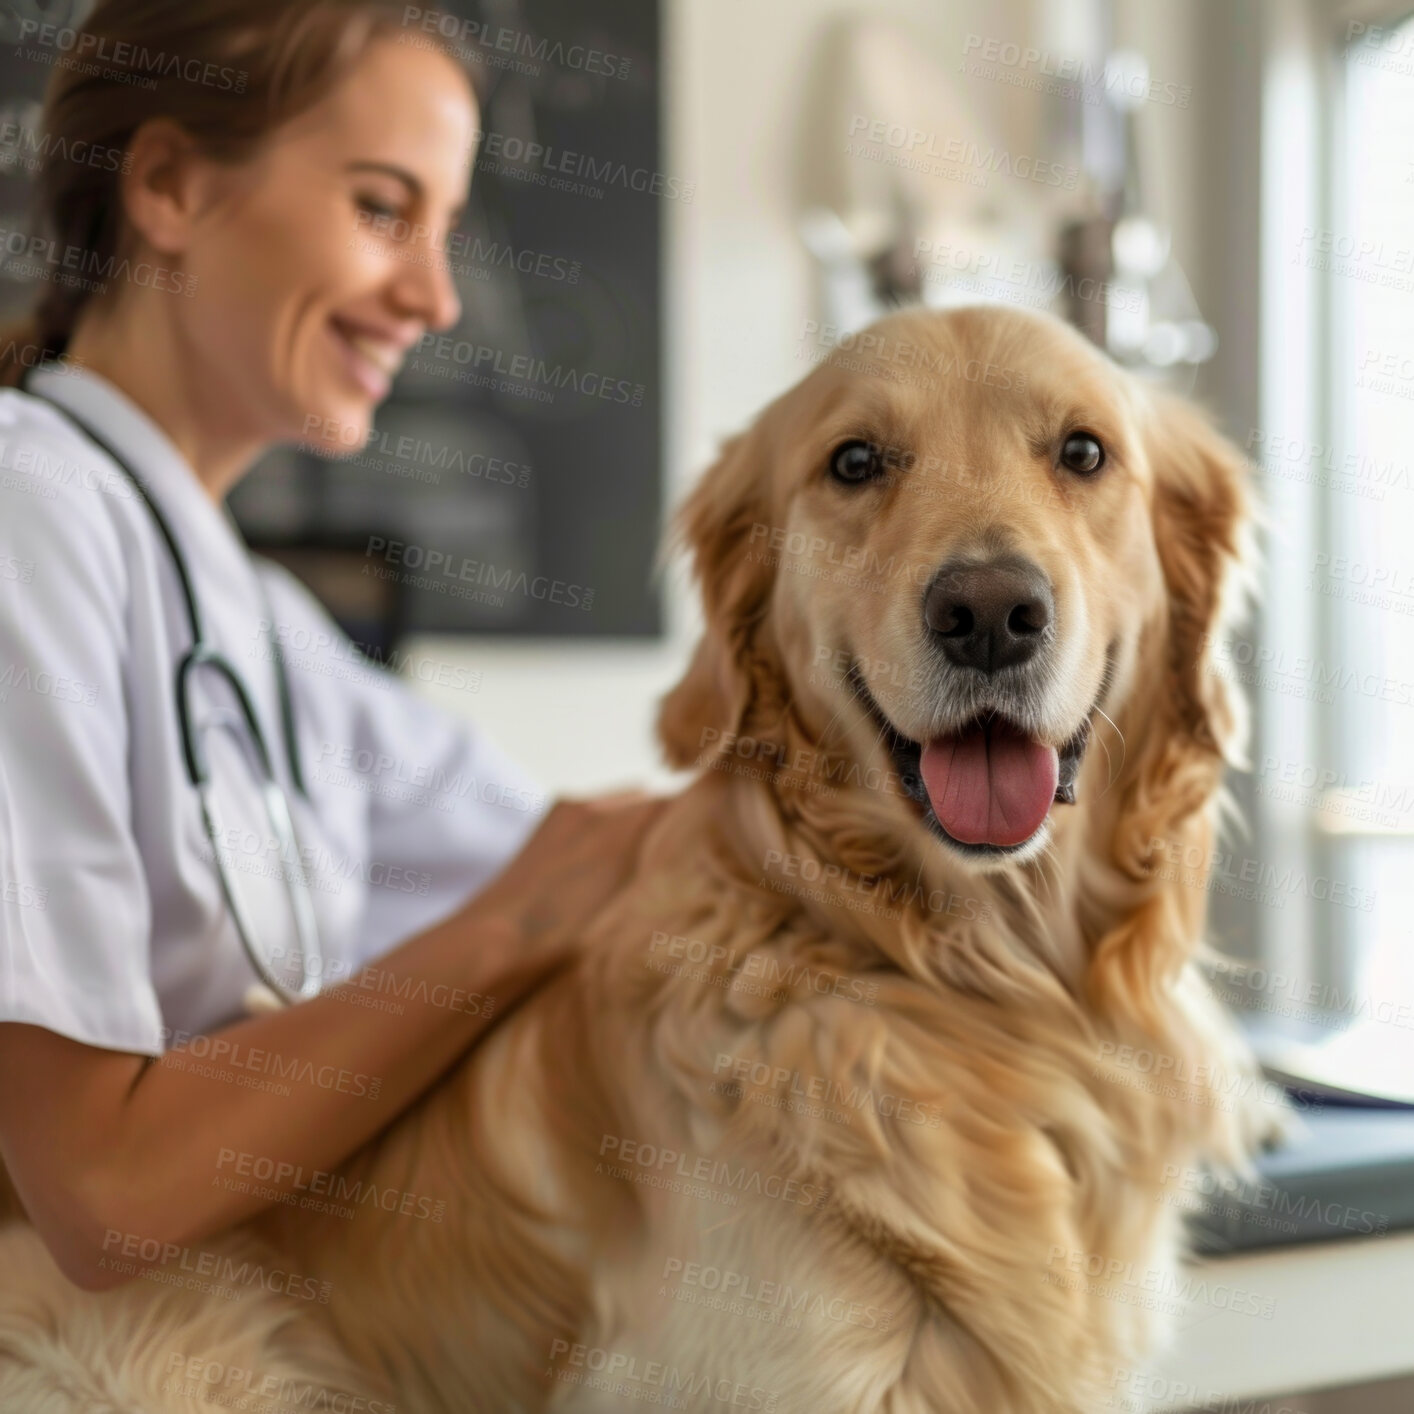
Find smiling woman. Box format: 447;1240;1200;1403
0;0;663;1351
1;0;477;491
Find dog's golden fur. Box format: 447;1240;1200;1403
0;306;1266;1413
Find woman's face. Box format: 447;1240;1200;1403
170;37;476;455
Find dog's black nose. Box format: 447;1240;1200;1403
924;557;1053;672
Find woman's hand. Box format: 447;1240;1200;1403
433;793;669;1037
0;791;669;1289
472;793;669;951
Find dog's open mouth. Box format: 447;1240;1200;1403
848;665;1092;855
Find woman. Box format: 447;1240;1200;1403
0;0;658;1291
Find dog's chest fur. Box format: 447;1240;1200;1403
268;793;1238;1414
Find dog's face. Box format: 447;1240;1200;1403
662;306;1249;877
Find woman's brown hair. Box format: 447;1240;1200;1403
0;0;474;386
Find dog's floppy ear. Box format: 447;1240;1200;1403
658;423;782;770
1151;395;1252;758
1093;393;1255;1009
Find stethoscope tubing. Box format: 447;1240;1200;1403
17;367;324;1003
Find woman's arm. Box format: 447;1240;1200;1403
0;794;662;1291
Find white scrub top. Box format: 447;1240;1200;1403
0;363;545;1056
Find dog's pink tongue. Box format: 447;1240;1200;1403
919;721;1059;847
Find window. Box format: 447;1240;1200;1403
1239;5;1414;1093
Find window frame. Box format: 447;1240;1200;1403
1246;0;1414;1029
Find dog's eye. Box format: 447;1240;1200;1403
1059;432;1105;475
829;440;884;485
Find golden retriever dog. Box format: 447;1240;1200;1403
0;305;1268;1414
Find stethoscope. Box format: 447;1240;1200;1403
20;369;324;1003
